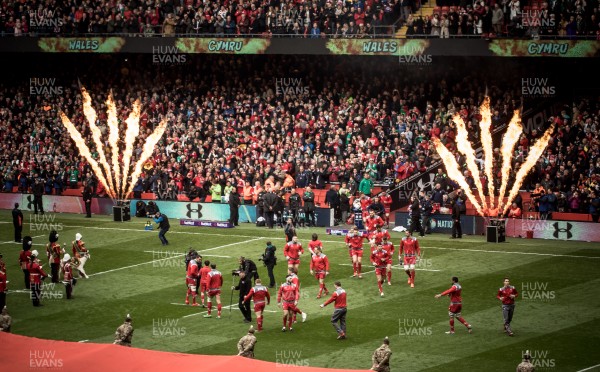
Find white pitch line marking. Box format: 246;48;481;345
143;251;232;259
426;246;600;259
89;240;255;277
57;224;600;260
183;304;238;318
78;340;89;343
576;364;600;372
339;263;441;272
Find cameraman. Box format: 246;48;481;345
232;271;252;323
239;256;259;284
260;241;277;288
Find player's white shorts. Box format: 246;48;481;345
403;264;416;270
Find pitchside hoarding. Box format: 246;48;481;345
394;211;485;236
506;219;600;242
129;199;256;223
0;194;114;215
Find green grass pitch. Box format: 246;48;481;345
1;210;599;371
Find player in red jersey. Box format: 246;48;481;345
203;264;223;318
369;225;391;245
243;278;270;331
198;260;212;307
345;227;366;278
399;230;421;288
370;244;391;296
284;236;304;271
359;192;372;221
435;276;473;334
379;191;393;228
287;267;303;323
381;234;395;285
365;210;385;233
308;233;323;256
497;277;519;336
277;275;307;331
185;252;200;306
310;247;330;299
319;281;347;339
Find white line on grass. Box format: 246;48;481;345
58;224;600;260
200;237;262;253
338;263;441;272
78;340;89;343
182;304;237;318
0;234;44;245
426;246;600;259
89;239;256;277
143;251;232;259
576;364;600;372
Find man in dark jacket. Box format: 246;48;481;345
33;177;44;215
153;212;170;246
12;203;23;243
408;196;425;237
229;189;241;226
451;200;462;238
262;187;278;229
232;271;253;323
288;188;302;225
303;186;316;227
325;184;341;225
82;180;93;218
261;241;277;288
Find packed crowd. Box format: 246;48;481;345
0;0;404;37
0;55;598;220
407;0;600;39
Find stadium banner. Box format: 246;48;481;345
0;37;598;57
394;211;481;235
488;40;600;58
38;37;127;53
129;199;256;223
506;218;600;242
175;38;270;54
0;194;114;215
326;39;430;56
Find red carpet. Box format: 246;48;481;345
0;332;366;372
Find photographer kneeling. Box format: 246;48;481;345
259;242;277;288
239;256;259;284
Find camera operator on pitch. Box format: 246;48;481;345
259;241;277;288
238;256;259;284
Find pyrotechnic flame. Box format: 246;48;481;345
432;138;484;216
453;114;488;211
60;86;167;202
497;111;523;213
120;100;141;199
125;118;168;198
81;87;115;194
479;96;496;204
434;97;553;217
106;92;122;200
501;124;555;216
58;112;116;199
